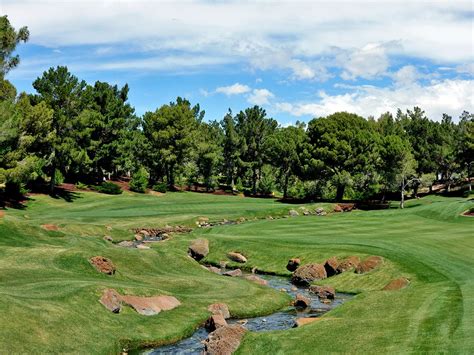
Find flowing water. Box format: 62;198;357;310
140;273;351;354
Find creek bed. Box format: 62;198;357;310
140;274;351;354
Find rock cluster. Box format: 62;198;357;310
90;256;116;275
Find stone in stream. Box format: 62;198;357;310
382;277;410;290
294;317;321;327
222;269;242;277
89;256;116;275
355;256;383;274
117;240;134;248
309;285;335;300
208;303;231;319
227;252;247;263
244;274;268;286
205;314;228;332
336;256;361;273
293;293;311;308
324;257;339;277
100;289;122;313
291;263;327;286
203;324;247;355
120;295;181;316
286;258;301;272
188;239;209;261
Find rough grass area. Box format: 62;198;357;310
0;192;472;353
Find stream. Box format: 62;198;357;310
140;273;351;354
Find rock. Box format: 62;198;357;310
294;317;321;327
251;267;258;274
315;207;325;215
383;277;410;291
208;303;230;319
336;256;361;273
136;244;150;250
291;263;327;285
286;258;301;272
223;269;242;277
339;203;355;212
290;286;298;292
134;234;143;241
90;256;116;275
103;235;113;242
333;205;343;212
293;293;311;308
203;325;247;355
100;289;122;313
41;224;59;231
117;240;134;248
324;257;339;277
244;275;268;286
266;215;274;220
139;229;150;236
288;209;299;216
303;210;310;216
205;314;228;331
227;252;247;263
355;256;383;274
309;285;335;299
188;239;209;261
208;266;221;274
237;217;246;223
120;295;180;316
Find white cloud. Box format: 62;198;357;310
339;43;391;80
275;79;474;121
215;83;251;96
248;89;274;105
391;65;419;86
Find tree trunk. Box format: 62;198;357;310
252;167;257;195
49;167;56;195
336;185;345;202
283;173;289;199
400;178;405;209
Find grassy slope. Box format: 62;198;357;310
0;192;472;353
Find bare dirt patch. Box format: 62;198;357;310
41;224;59;231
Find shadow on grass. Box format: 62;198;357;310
50;188;82;203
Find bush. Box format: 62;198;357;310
152;183;167;193
129;167;149;193
75;182;88;190
94;181;122;195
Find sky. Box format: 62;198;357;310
2;0;474;124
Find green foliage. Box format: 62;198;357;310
152;182;168;193
74;182;88;190
129;167;149;193
93;181;122;195
0;15;29;77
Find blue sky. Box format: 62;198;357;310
3;0;473;124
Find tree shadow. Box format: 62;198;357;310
50;187;82;202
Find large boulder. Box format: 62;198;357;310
206;314;228;331
309;285;335;300
100;289;122;313
90;256;116;275
227;252;247;263
203;324;247;355
208;303;230;319
288;209;299;217
383;277;410;291
120;295;180;316
188;239;209;261
244;275;268;286
293;293;311;308
355;256;383;274
222;269;242;277
291;263;327;285
336;256;360;273
324;257;339;277
286;258;301;272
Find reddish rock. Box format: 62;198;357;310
293;293;311;308
223;269;242;277
355;256;383;274
244;275;268;286
324;257;339;277
203;325;247;355
135;234;143;241
339;203;355;212
286;258;301;272
90;256;116;275
383;277;410;290
188;239;209;261
309;285;335;300
333;205;343;213
205;314;228;331
291;263;327;285
208;303;230;319
294;317;321;327
41;224;59;231
227;252;247;263
336;256;361;273
120;295;180;316
100;289;122;313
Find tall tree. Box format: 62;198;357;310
195;120;223;191
0;15;29;78
458;111;474;191
221;109;240;189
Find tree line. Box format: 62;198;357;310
1;16;473;206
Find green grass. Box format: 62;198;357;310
0;191;473;353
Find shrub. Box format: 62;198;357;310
94;182;122;195
129;167;149;193
152;183;167;193
75;182;88;190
